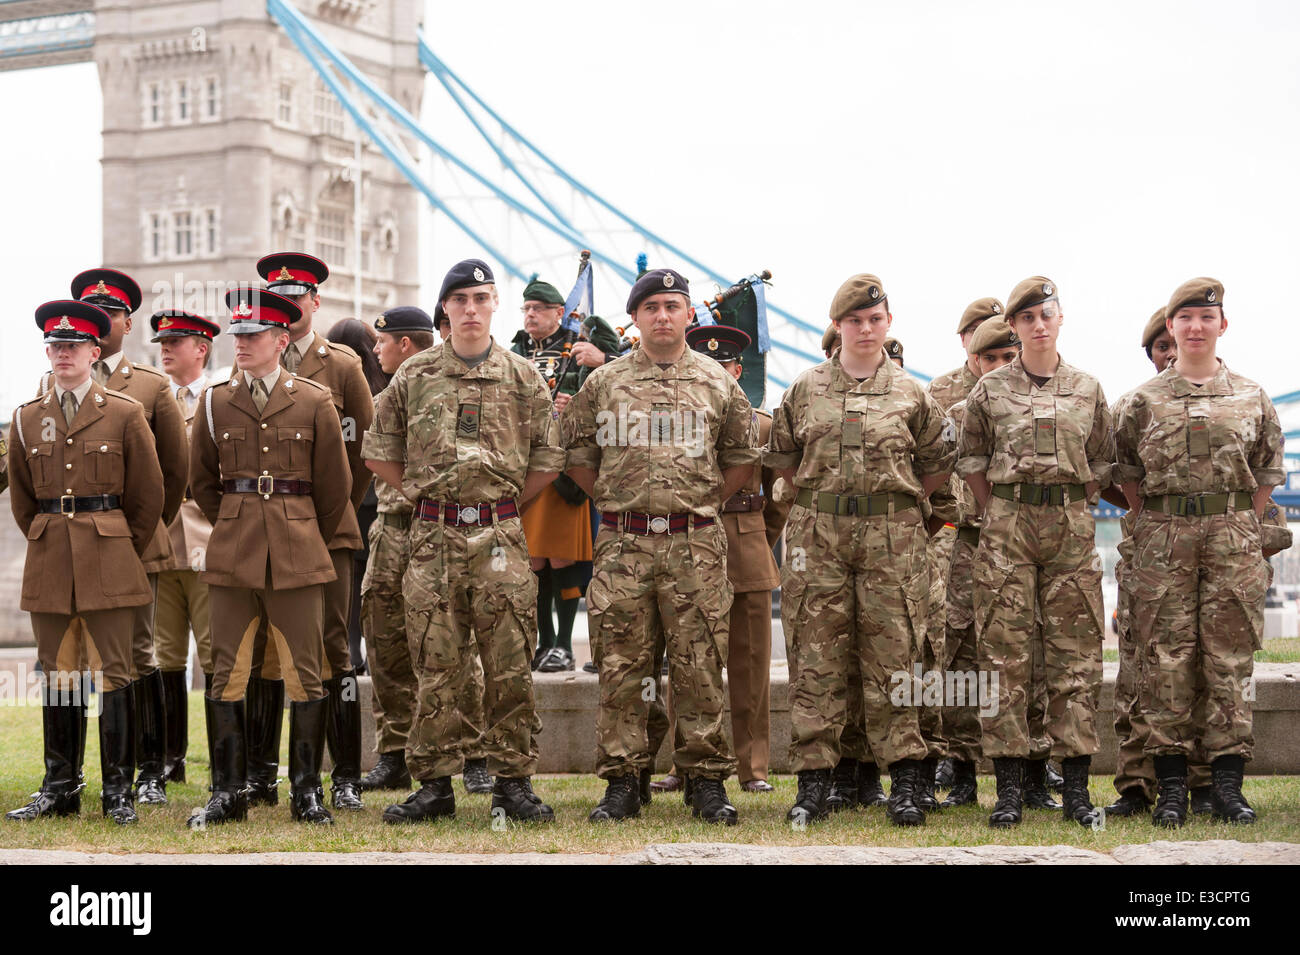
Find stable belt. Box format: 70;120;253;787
957;525;981;546
991;482;1085;506
601;511;716;534
794;488;918;517
38;494;121;515
223;478;313;497
416;498;519;526
722;490;766;514
1142;491;1253;517
379;511;412;530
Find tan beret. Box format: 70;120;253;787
821;324;840;356
829;273;887;321
958;297;1004;334
1141;307;1168;350
884;337;903;363
1006;276;1058;317
968;319;1019;355
1166;277;1224;318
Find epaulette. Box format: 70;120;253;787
125;361;167;382
290;375;330;394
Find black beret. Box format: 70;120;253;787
257;252;329;296
438;258;495;303
433;302;449;329
150;310;220;343
36;300;113;344
375;306;433;335
626;268;689;314
687;324;751;363
71;268;142;314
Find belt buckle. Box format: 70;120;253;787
459;505;480;525
60;494;76;516
649;516;670;534
257;475;274;498
843;496;857;516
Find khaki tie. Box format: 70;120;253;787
250;379;269;414
281;346;301;374
60;391;78;427
177;389;193;417
92;360;110;386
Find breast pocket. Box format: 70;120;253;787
407;402;452;468
278;427;314;472
26;443;53;487
84;439;123;488
217;427;246;475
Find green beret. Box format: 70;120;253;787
958;297;1004;334
821;324;839;356
884;337;903;363
1141;307;1167;349
522;277;565;306
1006;276;1058;317
968;319;1019;355
1166;277;1224;318
830;273;887;321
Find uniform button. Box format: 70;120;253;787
65;489;72;495
295;433;301;439
261;423;268;430
100;445;108;452
66;438;73;445
262;470;269;475
65;463;72;470
222;432;229;439
263;447;270;453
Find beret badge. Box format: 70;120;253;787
375;315;387;328
1207;289;1216;303
472;267;485;282
992;302;1002;314
663;273;675;288
1042;283;1053;295
869;286;879;299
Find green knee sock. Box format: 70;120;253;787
535;567;556;651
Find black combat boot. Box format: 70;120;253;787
988;757;1023;828
787;768;830;822
1023;758;1061;809
1045;760;1065;792
1151;754;1188;828
1060;755;1100;827
324;673;363;811
133;669;168;806
690;777;739;826
188;697;249;828
288;697;333;825
493;777;555;822
6;683;85;821
824;758;859;812
1105;786;1152;817
934;757;955;789
359;751;412;791
1190;786;1215;815
462;757;493;794
383;778;456;823
915;756;942;812
244;676;284;807
886;760;926;826
639;768;653;806
161;668;189;783
588;775;641;822
940;758;978;807
1210;755;1256;824
858;761;888;807
98;686;138;825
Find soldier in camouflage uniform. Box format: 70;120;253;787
1115;277;1285;827
364;259;565;825
958;276;1113;828
563;268;758;825
768;274;954;827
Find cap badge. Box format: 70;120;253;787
1009;332;1020;344
1042;283;1054;295
707;339;719;351
56;317;73;330
869;286;879;299
472;267;485;282
159;316;174;328
663;273;675;288
375;315;387;328
93;280;109;296
276;267;293;281
234;302;253;317
1207;289;1216;303
992;303;1002;314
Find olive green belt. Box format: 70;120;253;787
957;525;981;546
991;482;1086;506
379;511;411;529
1142;491;1253;517
794;488;918;517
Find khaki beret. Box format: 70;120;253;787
1141;307;1168;350
958;297;1004;334
884;337;903;363
821;324;840;356
968;319;1019;355
829;273;887;321
1166;277;1224;318
1006;276;1058;317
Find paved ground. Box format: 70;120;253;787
2;840;1297;865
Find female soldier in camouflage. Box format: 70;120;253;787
1114;278;1284;827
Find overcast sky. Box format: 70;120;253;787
1;0;1297;449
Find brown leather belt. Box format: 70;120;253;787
223;478;313;497
415;498;519;526
601;511;715;534
722;491;766;513
38;494;121;515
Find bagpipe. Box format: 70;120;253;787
691;269;773;409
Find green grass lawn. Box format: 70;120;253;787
1102;637;1299;664
1;694;1296;855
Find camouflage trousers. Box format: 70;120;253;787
403;516;539;779
783;504;928;772
940;528;982;764
919;525;954;758
362;514;485;758
588;522;735;780
1131;509;1266;761
974;495;1103;760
